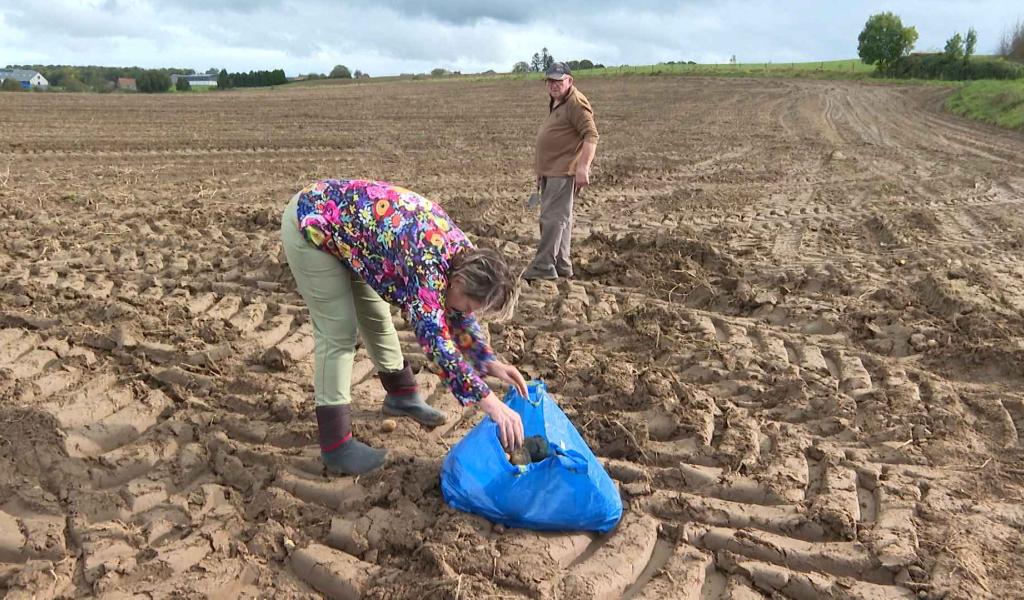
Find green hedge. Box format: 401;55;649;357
888;54;1024;80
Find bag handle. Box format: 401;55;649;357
505;380;547;408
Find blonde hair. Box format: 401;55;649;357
449;247;520;321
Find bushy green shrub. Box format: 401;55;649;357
329;65;352;79
137;71;171;93
888;54;1024;80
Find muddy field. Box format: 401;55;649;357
0;75;1022;599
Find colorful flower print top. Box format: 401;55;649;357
294;179;496;405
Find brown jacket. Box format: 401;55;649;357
535;86;599;177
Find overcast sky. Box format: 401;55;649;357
1;1;1019;76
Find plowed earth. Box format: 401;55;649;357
0;76;1022;599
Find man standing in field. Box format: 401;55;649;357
522;62;599;282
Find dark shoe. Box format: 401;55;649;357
321;438;387;475
379;361;446;427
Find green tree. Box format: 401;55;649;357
217;69;231;89
61;75;87;92
944;32;964;61
1;78;23;91
579;59;594;69
512;61;530;73
137;71;171;93
329;64;352;78
857;12;919;72
53;66;78;89
541;47;554;70
430;67;450;77
964;27;978;60
528;48;555;72
175;77;191;91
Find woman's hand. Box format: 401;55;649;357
479;392;524;450
485;361;528;397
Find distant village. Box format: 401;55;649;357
0;69;224;92
0;68;319;92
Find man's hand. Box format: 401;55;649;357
574;166;590;193
575;140;597;193
479;392;525;450
485;361;528;397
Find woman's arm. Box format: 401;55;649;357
446;309;497;371
405;289;491;406
449;310;528;397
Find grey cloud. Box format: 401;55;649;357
5;3;161;41
360;0;713;25
144;0;706;25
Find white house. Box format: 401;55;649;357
0;69;48;89
170;73;218;87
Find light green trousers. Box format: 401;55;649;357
280;193;405;406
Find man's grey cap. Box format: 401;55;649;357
544;62;572;80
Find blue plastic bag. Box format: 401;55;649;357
440;381;623;533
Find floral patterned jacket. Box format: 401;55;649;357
293;179;495;405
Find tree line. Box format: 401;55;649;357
511;48;606;74
857;12;1024;80
215;69;288;89
1;64;297;93
3;65;197;92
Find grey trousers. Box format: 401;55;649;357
526;176;574;278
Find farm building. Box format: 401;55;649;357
0;69;48;89
170;73;218;87
116;77;137;91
